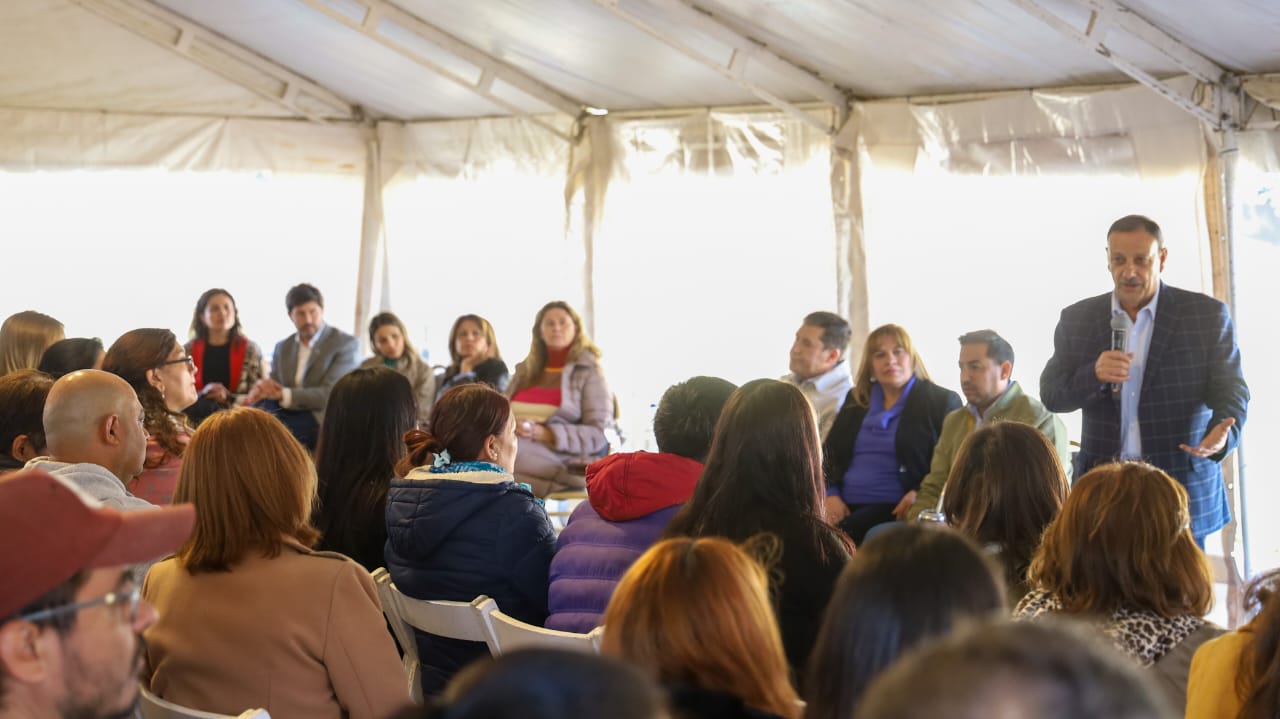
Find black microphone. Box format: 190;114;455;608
1110;314;1130;395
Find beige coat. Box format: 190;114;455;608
143;540;411;719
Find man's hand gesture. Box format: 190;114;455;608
1179;418;1236;458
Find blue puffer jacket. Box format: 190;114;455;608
385;462;555;696
545;451;702;633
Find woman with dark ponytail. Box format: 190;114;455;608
384;383;556;698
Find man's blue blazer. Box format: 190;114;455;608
1040;282;1249;538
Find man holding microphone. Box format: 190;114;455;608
1040;214;1249;545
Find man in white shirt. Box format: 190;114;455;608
781;311;853;441
247;283;359;450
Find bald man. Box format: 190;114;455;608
25;370;153;510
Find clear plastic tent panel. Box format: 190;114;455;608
591;111;838;448
0;169;363;351
379;117;579;368
1233;132;1280;576
857;84;1209;451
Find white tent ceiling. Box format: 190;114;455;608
3;0;1278;124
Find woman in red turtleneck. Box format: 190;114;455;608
507;301;614;497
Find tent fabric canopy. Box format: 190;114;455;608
4;0;1279;124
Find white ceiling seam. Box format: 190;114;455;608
590;0;847;135
1006;0;1238;130
67;0;358;124
296;0;585;140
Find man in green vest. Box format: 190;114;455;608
909;330;1071;520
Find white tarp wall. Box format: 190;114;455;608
0;110;366;347
1;78;1278;583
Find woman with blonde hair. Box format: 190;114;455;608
1016;461;1222;710
823;324;960;543
941;421;1069;601
507;300;613;496
0;310;64;376
1188;569;1280;718
436;313;509;397
360;311;435;426
103;328;199;505
602;536;801;719
142;407;410;718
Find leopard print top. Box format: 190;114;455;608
1014;588;1205;667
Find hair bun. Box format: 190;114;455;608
399;429;446;477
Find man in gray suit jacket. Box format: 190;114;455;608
247;283;359;449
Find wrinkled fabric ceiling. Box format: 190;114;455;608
1;0;1277;122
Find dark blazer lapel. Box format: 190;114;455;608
1141;283;1175;397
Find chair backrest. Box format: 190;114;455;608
137;684;269;719
484;609;603;657
371;568;498;704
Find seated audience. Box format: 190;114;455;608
0;369;53;474
0;310;64;376
436;314;510;398
27;370;152;510
37;337;104;378
313;367;417;572
361;312;436;427
546;375;736;632
0;468;195;719
602;537;802;719
143;407;411;718
823;324;961;544
780;311;853;441
1187;569;1280;718
941;421;1069;601
909;329;1071;520
507;300;613;497
417;649;666;719
1015;461;1223;710
664;378;851;675
858;619;1175;719
385;384;556;696
247;283;359;450
103;329;198;505
184;288;266;423
804;524;1007;719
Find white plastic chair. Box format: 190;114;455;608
483;608;603;657
137;684;268;719
371;568;497;704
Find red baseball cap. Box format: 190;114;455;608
0;468;195;620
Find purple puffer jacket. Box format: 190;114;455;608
545;451;702;633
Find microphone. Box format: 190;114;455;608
1110;313;1131;395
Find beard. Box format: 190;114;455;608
56;633;146;719
59;699;140;719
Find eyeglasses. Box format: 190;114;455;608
159;356;196;372
16;586;142;624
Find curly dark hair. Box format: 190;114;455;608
102;328;191;466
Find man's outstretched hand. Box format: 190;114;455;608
1179;418;1236;458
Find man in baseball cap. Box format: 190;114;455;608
0;468;194;719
